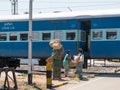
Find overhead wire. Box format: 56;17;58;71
32;2;120;11
0;1;120;13
19;0;120;3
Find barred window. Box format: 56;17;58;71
106;30;117;39
42;32;51;40
32;32;39;41
20;33;28;41
0;33;7;41
92;30;102;40
9;33;17;41
66;32;75;40
54;31;63;40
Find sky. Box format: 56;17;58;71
0;0;120;15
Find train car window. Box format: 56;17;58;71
0;33;7;41
20;33;28;41
66;32;75;40
54;31;63;40
9;33;17;41
81;31;86;41
32;32;39;41
42;32;51;40
106;31;117;39
92;31;102;40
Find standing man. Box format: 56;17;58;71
76;48;84;80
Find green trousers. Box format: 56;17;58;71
76;62;84;78
53;59;62;79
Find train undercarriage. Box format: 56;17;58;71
0;57;20;69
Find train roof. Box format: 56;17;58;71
0;9;120;21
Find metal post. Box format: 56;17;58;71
46;63;52;89
83;57;88;69
9;0;18;15
28;0;33;85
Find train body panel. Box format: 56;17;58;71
90;41;120;58
0;41;85;58
0;9;120;62
0;17;86;59
91;17;120;29
90;16;120;58
0;21;28;32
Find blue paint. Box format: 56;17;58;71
90;41;120;58
90;16;120;58
0;21;28;32
91;17;120;29
0;41;83;58
0;19;79;32
33;19;78;30
1;15;120;59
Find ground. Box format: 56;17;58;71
0;70;79;90
0;60;120;90
0;65;74;90
0;72;46;90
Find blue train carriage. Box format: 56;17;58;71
0;12;88;67
90;14;120;59
1;9;120;68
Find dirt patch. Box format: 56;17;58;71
0;72;46;90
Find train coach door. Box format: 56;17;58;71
80;20;91;52
78;20;91;68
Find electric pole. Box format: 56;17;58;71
9;0;18;15
67;7;72;12
28;0;33;85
